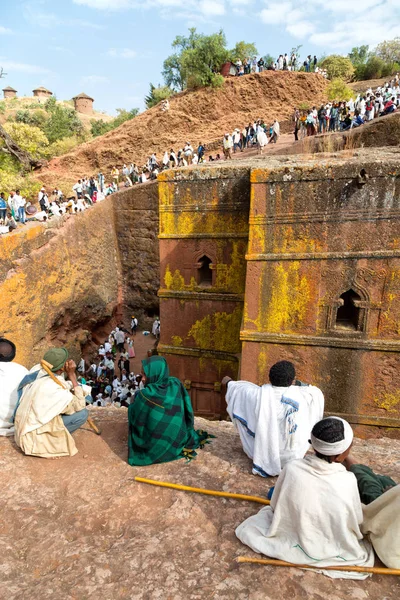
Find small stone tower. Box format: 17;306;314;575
2;86;17;99
32;86;53;100
73;92;94;115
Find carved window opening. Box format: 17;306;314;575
198;255;213;286
336;289;362;331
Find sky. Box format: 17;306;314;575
1;0;400;115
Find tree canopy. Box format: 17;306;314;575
375;37;400;64
320;55;355;81
90;107;139;137
145;84;173;109
162;28;258;91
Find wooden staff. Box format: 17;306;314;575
236;556;400;576
40;359;101;435
134;477;270;505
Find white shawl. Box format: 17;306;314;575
236;455;374;579
362;485;400;569
226;381;324;476
0;362;28;436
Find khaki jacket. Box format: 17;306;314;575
14;370;86;458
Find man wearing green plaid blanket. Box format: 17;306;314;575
128;356;213;466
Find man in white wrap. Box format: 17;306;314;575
0;338;28;437
14;347;90;458
236;417;375;580
223;361;324;477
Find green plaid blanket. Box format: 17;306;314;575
128;356;213;466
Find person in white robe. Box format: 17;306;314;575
223;360;324;476
14;348;90;458
0;338;28;437
236;417;375;580
257;126;269;154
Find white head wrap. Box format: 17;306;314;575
310;417;353;456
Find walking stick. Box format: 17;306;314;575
236;556;400;576
134;477;270;505
40;359;101;435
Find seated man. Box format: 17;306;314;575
223;361;324;476
236;417;374;579
343;455;400;569
14;348;90;458
0;338;28;437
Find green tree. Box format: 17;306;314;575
162;28;200;90
145;84;173;109
3;122;49;158
326;78;354;102
348;45;369;66
43;96;84;143
263;54;275;67
90;108;139;138
375;37;400;64
14;108;48;129
230;41;258;63
320;55;355;81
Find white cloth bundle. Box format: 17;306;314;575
0;362;28;436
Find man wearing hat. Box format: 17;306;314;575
0;338;28;437
14;348;89;458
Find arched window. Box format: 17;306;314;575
198;255;213;286
336;289;362;330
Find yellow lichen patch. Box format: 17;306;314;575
215;241;246;294
164;265;185;291
257;345;269;383
187;306;242;353
374;392;400;413
171;335;183;347
264;262;311;333
160;209;248;237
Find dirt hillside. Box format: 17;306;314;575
36;72;328;190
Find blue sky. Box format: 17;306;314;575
1;0;400;115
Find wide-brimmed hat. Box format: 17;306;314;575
26;205;37;215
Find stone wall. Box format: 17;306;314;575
112;182;160;324
0;199;121;368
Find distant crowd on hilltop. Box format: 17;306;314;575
1;78;399;236
231;53;328;78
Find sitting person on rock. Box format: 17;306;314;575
222;360;324;476
14;348;90;458
127;355;213;466
343;454;400;569
0;337;28;437
236;417;374;580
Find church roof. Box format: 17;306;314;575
32;86;52;93
73;92;94;101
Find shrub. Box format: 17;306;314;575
3;122;49;158
327;78;354;101
320;55;355;81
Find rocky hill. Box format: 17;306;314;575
36;71;328;190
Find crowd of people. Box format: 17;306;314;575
232;53;327;76
293;77;400;140
82;316;161;407
1;335;399;576
2;75;399;237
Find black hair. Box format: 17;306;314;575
0;338;16;362
311;417;345;463
269;360;296;387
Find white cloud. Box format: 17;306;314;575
23;4;105;29
199;0;225;15
286;21;315;39
73;0;132;8
81;75;109;84
107;48;137;58
259;0;400;52
0;58;51;74
0;26;12;34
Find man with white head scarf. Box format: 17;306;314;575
236;417;375;579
